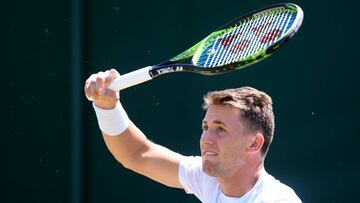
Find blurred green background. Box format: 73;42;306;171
2;0;359;202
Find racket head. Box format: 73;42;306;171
190;3;304;75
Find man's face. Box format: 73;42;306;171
200;105;253;178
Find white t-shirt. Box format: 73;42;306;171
178;156;302;203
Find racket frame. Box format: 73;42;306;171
108;3;303;91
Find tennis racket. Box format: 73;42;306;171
108;3;304;91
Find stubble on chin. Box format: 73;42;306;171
202;160;219;177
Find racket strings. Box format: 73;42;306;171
196;8;297;68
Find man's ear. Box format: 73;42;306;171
248;132;264;153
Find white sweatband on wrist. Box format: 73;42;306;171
92;101;130;136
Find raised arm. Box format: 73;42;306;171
84;69;183;188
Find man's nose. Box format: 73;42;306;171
200;130;214;145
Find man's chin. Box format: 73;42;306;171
202;161;219;177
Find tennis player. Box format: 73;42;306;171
84;69;302;202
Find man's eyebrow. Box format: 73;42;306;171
202;120;227;126
213;120;227;126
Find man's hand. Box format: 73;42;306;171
84;69;120;109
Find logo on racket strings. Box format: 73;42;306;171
219;22;283;53
251;22;283;43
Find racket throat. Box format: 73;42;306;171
150;65;186;77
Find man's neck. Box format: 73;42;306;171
217;162;265;197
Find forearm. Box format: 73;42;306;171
101;121;151;169
102;122;183;188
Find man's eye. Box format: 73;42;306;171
216;127;226;133
202;126;208;131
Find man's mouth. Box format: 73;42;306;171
203;151;218;156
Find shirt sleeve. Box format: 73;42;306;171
178;156;205;197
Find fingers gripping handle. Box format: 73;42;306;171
108;66;153;91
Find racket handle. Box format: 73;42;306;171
108;66;153;91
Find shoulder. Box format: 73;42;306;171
178;156;220;201
179;156;212;184
179;155;202;169
258;172;302;202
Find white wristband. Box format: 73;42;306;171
92;101;130;136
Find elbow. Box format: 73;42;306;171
117;157;136;170
111;145;149;172
117;155;145;173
